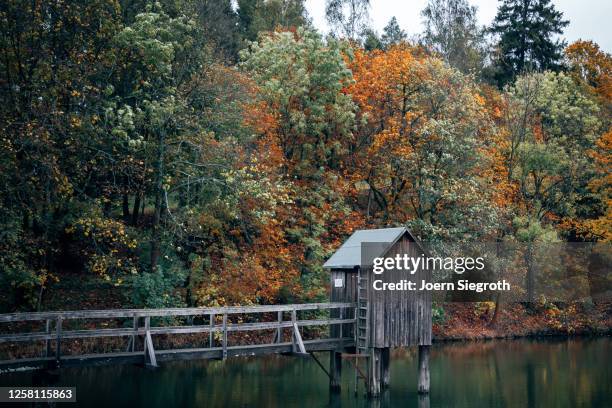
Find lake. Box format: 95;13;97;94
1;337;609;407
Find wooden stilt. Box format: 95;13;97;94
367;348;382;397
418;394;431;408
417;345;430;394
330;351;342;391
381;347;390;388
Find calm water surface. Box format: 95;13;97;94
1;337;609;407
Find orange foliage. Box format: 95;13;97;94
566;40;612;102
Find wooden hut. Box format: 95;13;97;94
324;227;432;396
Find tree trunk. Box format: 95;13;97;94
490;292;502;327
122;193;130;222
525;244;534;305
150;130;166;272
131;192;141;226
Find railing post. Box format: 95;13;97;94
44;319;51;357
276;311;282;343
291;309;297;352
339;307;344;339
354;306;358;341
222;313;227;360
55;317;62;367
209;313;214;348
131;314;138;352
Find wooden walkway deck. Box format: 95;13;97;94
0;303;356;371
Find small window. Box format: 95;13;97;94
334;278;344;288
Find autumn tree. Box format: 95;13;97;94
505;72;601;223
348;46;498;240
0;0;123;310
566;40;612;104
241;29;363;299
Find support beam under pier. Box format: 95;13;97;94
330;351;342;391
417;345;430;394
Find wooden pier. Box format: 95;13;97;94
0;229;434;398
0;299;431;397
0;303;354;372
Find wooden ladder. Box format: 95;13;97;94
353;266;370;393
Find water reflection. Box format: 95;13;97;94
0;338;609;407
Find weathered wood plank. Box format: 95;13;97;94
44;320;51;357
292;322;306;354
0;338;355;371
276;311;282;343
55;317;62;366
0;318;357;343
209;313;214;347
144;329;157;368
0;303;356;323
222;314;228;360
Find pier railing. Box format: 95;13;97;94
0;303;356;370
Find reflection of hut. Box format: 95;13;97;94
324;227;432;396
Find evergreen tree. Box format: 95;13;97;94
380;17;406;49
192;0;241;60
490;0;569;86
362;28;382;51
238;0;309;42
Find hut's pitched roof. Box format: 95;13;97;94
323;227;417;269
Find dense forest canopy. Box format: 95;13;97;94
0;0;610;313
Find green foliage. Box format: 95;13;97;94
238;0;309;42
0;0;608;317
240;28;357;175
421;0;485;75
513;217;558;243
380;17;406;50
131;265;186;309
432;302;446;324
508;72;602;220
361;28;382;51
